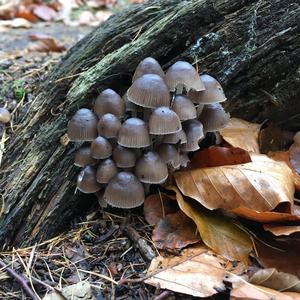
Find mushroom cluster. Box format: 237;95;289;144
67;58;230;209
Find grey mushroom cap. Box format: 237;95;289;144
94;89;125;118
127;74;170;108
157;143;181;168
112;145;137;168
104;172;145;208
162;129;187;144
96;158;118;183
180;152;190;168
74;146;98;167
165;61;205;92
67;108;98;142
118;117;151;148
172;95;197;121
188;74;226;104
135;151;168;184
132;57;165;82
97;113;121;138
91;136;112;159
77;166;102;194
0;107;11;123
294;131;300;144
182;119;204;152
149;106;182;135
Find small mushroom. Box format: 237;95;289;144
74;146;97;167
188;74;226;104
179;152;190;168
162;129;187;144
172;95;197;121
182;119;204;152
91;136;112;159
97;113;121;138
0;107;11;124
123;92;138;115
157;143;180;169
132;57;165;82
196;104;205;117
104;171;145;208
293;131;300;144
118;117;151;148
165;61;205;92
135;151;168;184
149;106;182;135
77;166;102;193
96;158;118;183
127;74;170;108
94;89;125;118
112;145;136;168
198;103;230;132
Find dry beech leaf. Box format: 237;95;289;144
152;210;200;249
28;33;66;52
263;224;300;236
219;118;261;153
145;243;244;298
168;186;252;264
174;154;294;212
190;146;251;169
290;143;300;175
231;283;300;300
250;268;300;292
144;193;178;226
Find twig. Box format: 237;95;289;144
154;290;173;300
0;259;39;300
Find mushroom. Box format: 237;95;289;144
188;74;226;104
293;131;300;144
91;136;112;159
149;106;182;135
198;103;230;132
97;113;121;138
135;151;168;184
104;172;145;208
118;117;151;148
67;108;98;141
123;92;138;116
77;166;102;193
94;89;125;118
127;74;170;108
196;104;205;117
74;146;97;167
157;143;180;169
112;145;136;168
182;119;204;152
132;57;165;82
162;129;187;144
165;61;205;92
96;158;118;183
172;95;197;121
179;152;190;168
0;107;11;124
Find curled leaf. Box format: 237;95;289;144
263;224;300;236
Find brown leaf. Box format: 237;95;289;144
219;118;261;153
250;268;300;292
174;154;294;212
144;193;178;226
152;210;200;249
190;146;251;169
263;224;300;236
28;33;66;52
168;186;253;263
290;143;300;175
145;243;245;298
33;5;57;21
15;11;39;22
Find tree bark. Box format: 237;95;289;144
1;0;299;248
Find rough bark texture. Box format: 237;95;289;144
1;0;299;247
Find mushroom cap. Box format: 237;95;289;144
132;57;165;82
0;107;11;123
67;108;98;141
180;152;190;167
198;103;230;132
91;136;112;159
118;117;151;148
112;145;136;168
97;113;121;138
104;172;145;208
123;92;138;113
162;129;187;144
294;131;300;144
181;140;200;152
77;166;102;193
183;119;205;142
149;106;182;135
165;61;205;92
127;74;170;108
172;95;197;121
94;89;125;118
74;146;97;167
157;143;180;168
188;74;226;104
96;158;118;183
135;151;168;184
196;104;205;117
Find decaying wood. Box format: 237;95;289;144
0;0;299;247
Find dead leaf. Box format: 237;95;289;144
0;2;17;19
28;33;66;52
290;143;300;175
144;193;178;226
145;243;245;298
152;210;200;249
33;5;57;21
0;18;32;28
15;11;39;22
190;146;251;169
174;154;294;212
263;224;300;236
219;118;261;153
250;268;300;292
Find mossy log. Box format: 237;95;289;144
1;0;300;247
